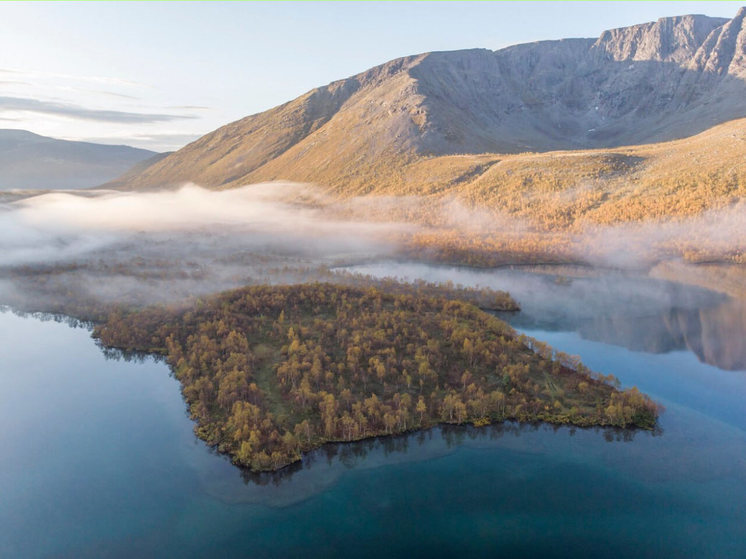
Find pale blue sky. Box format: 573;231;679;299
0;1;741;151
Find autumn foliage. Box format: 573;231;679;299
95;283;659;471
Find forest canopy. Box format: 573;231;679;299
95;283;659;472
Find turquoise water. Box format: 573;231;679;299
1;267;745;558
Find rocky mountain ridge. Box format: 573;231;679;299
109;8;746;192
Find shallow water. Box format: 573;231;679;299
1;265;745;558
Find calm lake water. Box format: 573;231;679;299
1;265;745;558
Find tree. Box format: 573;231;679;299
416;396;427;425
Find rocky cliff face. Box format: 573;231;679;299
111;8;746;191
414;10;746;154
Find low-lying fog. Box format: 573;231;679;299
0;182;420;309
3;181;744;268
0;182;414;266
1;181;744;368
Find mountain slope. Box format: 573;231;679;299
403;116;746;229
0;130;157;190
112;8;746;194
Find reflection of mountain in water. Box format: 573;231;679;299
496;271;746;372
669;301;746;371
570;299;746;371
345;261;746;372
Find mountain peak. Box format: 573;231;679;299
111;8;746;191
592;13;728;64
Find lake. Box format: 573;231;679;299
1;264;745;558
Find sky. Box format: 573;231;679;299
0;1;741;152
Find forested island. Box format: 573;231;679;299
94;283;659;472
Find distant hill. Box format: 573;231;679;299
111;8;746;198
0;130;157;190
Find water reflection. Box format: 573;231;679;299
99;345;165;364
346;262;746;371
518;291;746;371
0;306;92;330
206;422;664;507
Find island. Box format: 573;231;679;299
94;283;659;472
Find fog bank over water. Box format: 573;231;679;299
2;181;743;268
345;261;722;319
0;183;417;309
0;182;414;266
0;182;744;321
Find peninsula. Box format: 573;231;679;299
95;283;659;471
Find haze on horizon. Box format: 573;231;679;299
0;1;740;151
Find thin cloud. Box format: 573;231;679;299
0;68;144;88
168;105;210;111
77;132;202;151
130;132;202;143
90;90;141;100
0;96;197;124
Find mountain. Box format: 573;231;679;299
0;130;157;190
111;8;746;199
